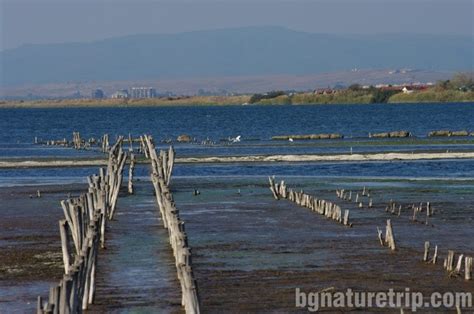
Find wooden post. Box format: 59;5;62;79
455;254;464;273
268;176;279;200
465;257;472;280
59;220;70;274
431;245;438;264
377;227;384;246
128;153;135;194
37;296;43;314
385;219;396;251
343;210;349;226
167;146;175;185
446;250;455;271
128;133;133;152
423;241;430;262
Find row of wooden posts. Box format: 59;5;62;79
384;200;434;226
35;132;96;150
423;242;473;281
269;177;352;227
336;187;373;208
36;132;142;154
335;188;398;250
37;138;128;313
302;184;472;282
143;135;200;314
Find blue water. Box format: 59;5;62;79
1;103;473;143
1;103;473;182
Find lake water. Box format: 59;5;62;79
1;103;474;182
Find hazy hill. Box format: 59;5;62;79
1;26;472;86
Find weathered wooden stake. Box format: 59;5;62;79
343;210;350;226
128;153;135;194
465;257;472;280
377;227;384;246
431;245;438;264
455;254;464;273
59;220;70;274
423;241;430;262
385;219;396;251
268;176;279;200
446;250;455;271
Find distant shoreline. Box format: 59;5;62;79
0;90;473;108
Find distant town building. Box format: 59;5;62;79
402;87;414;94
130;87;156;99
91;89;104;99
110;90;129;99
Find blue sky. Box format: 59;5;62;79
1;0;472;50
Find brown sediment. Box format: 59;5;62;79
0;246;63;281
0;184;83;284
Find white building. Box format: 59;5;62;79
130;87;156;99
111;90;129;99
402;87;414;94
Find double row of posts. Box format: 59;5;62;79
269;177;352;227
143;135;200;314
37;139;127;313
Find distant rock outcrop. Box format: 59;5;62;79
272;133;343;140
369;131;411;138
428;130;469;137
177;134;192;143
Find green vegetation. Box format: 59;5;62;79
0;95;251;108
388;73;474;103
1;73;473;108
435;73;474;92
388;90;474;103
290;90;373;104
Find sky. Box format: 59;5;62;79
0;0;473;51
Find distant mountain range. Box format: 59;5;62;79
1;26;472;87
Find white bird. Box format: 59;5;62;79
232;135;241;143
289;138;294;142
